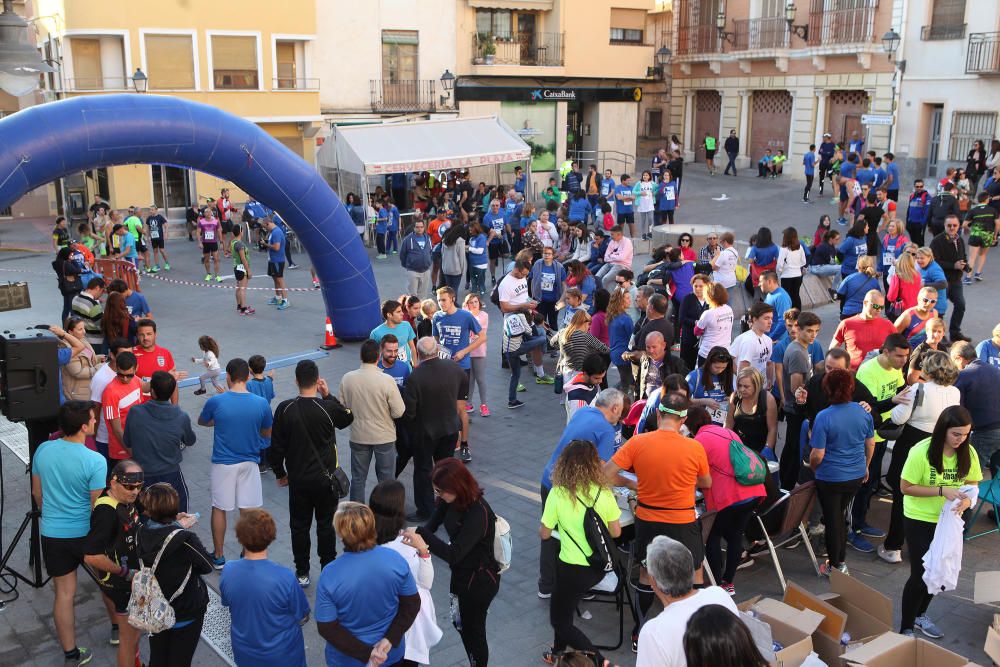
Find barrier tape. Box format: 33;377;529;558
144;271;322;292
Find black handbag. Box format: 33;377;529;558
295;397;351;498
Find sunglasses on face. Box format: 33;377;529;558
116;372;136;380
119;482;143;491
922;298;937;304
868;303;884;311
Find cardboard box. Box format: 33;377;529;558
984;615;1000;666
739;596;825;667
842;631;980;667
782;569;893;666
974;571;1000;604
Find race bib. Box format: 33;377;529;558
882;252;894;267
150;229;160;239
710;403;727;425
541;273;556;292
204;231;215;241
665;189;676;201
235;263;245;273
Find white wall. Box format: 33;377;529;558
315;0;457;113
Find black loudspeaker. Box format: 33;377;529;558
0;331;61;421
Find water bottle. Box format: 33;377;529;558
840;632;852;646
449;594;462;631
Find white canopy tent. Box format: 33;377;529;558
324;115;533;239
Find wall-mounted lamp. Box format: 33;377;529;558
439;69;455;107
881;29;906;72
131;68;147;93
785;2;809;40
716;11;735;46
646;46;671;79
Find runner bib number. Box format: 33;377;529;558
882;252;894;267
204;231;215;241
150;229;160;239
541;273;556;293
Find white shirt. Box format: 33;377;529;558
383;537;443;663
696;305;734;356
729;329;773;379
713;246;739;288
90;363;116;443
923;485;979;595
194;350;221;372
890;382;961;434
636;181;656;213
776;246;808;278
636;586;739;667
498;272;530;306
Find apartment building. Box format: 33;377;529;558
636;2;673;161
9;0;321;220
669;0;897;179
452;0;659;191
893;0;999;184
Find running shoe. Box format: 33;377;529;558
962;276;972;286
297;574;310;587
458;446;472;463
193;389;207;396
277;299;290;310
537;591;552;599
204;274;212;281
480;404;490;417
212;555;226;570
846;531;874;553
914;616;943;639
313;280;321;289
64;648;92;666
215;275;224;282
720;582;735;596
109;625;119;646
163;263;171;270
242;306;256;315
376;254;387;259
465;403;474;413
517;383;526;392
507;399;525;409
267;296;280;305
288;263;299;269
877;544;902;564
975;272;984;282
857;523;886;538
150;265;160;272
535;375;555;385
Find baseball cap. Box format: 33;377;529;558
823;132;831;137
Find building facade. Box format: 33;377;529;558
636;3;673;162
452;0;659;193
8;0;321;221
893;0;998;184
669;0;897;180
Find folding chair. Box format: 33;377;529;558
584;550;633;651
698;510;718;586
965;476;1000;540
751;481;820;591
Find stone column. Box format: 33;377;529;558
737;90;751;168
683;90;696;161
814;88;829;147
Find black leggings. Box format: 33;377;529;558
815;477;863;567
456;569;500;666
148;614;204;667
706;499;758;584
901;517;937;632
551;560;605;655
781;276;804;311
804;174;814;199
884;424;931;551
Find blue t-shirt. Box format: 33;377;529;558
387;205;400;231
764;288;792;339
538;263;559;301
483;211;505;240
370;322;417;367
856;168;875;187
873;168;887;188
514;172;527;194
840;160;857;179
432;309;482;369
748;244;779;268
267;227;287;264
504;200;521;226
608;313;634;361
247;377;275;404
124;292;151;318
886;162;901;190
600;177;616;198
33;439;106;538
614;184;633;214
541;406;617;489
120;232;137;259
837;273;878;317
685;369;733;425
375;208;389;234
377;359;410;390
469;234;489;268
838;237;868;275
57;346;72;405
199;391;274;464
810;403;874;482
220;559;310;667
314;547;417;667
977;339;1000;369
803;152;816;176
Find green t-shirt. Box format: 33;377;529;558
855;357;904;443
231;239;250;270
705;136;717;151
124;216;143;240
541;482;621;567
901;438;982;523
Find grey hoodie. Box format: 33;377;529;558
123;399;196;476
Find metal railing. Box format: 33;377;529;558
807;5;877;46
733;17;789;50
471;32;564;66
921;23;967;40
566;150;634;177
369;79;437;113
272;77;320;91
966;32;1000;75
677;25;721;55
64;76;129;91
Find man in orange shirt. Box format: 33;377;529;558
427;209;450;246
101;351;145;466
603;392;712;649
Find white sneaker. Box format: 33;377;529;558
297;574;310;587
877;543;902;564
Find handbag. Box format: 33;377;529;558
295;397;351;498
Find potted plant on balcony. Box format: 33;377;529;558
480;33;496;65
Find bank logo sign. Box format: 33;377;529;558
530;88;576;101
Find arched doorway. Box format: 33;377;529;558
0;94;379;339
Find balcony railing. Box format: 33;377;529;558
369;79;436;113
64;76;129;91
807;5;877;46
921;23;967;40
272;77;320;91
677;25;720;55
733;17;788;50
471;32;564;66
966;32;1000;75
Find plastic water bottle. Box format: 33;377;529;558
840;632;852;646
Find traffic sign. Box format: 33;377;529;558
862;114;894;126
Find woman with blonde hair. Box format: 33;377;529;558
880;219;910;286
725;366;778;455
606;287;635;395
887;243;921;316
553;309;609;382
836;255;879;319
61;316;98;401
895;286;940;348
539;440;621;665
316;502;420;667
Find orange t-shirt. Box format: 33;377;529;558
428;218;445;245
611;429;709;524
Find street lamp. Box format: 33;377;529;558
716;11;735;46
784;2;809;41
439;68;455;107
0;0;54;97
131;67;147;93
881;29;901;56
647;46;671;79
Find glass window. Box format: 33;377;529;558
144;34;196;90
211;35;258;90
276;41;297;88
948;112;997;161
382;31;418;82
476;9;512;37
610;28;644;43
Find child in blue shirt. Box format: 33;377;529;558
385;201;400;255
247;354;275;471
374;202;389;258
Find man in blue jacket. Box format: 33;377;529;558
399;219;433;296
906;179;932;247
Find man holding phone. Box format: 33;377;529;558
499;256;554;409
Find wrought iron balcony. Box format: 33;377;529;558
967;32;1000;75
369;79;436;113
921;23;966;40
807;5;877;46
471;31;563;66
676;25;720;55
733;17;789;50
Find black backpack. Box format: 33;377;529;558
564;489;614;572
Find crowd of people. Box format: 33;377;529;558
28;136;1000;667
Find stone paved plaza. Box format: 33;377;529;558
2;168;1000;666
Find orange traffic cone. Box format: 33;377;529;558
322;317;342;350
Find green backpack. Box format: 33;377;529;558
730;438;767;486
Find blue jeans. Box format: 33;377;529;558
809;263;842;289
851;439;887;531
506;333;547;402
470;266;487;296
442;272;462;297
973;428;1000;471
386;230;398;253
349;441;396;503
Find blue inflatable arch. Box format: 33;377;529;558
0;94;380;339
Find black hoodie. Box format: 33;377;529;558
136;523;213;622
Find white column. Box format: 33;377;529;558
738;90;751;167
786;91;798;161
814;88;829;147
683;90;696;160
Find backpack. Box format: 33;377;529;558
489;280;502;307
482;500;512;573
729;438;767;486
564;489;615;572
127;529;192;634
